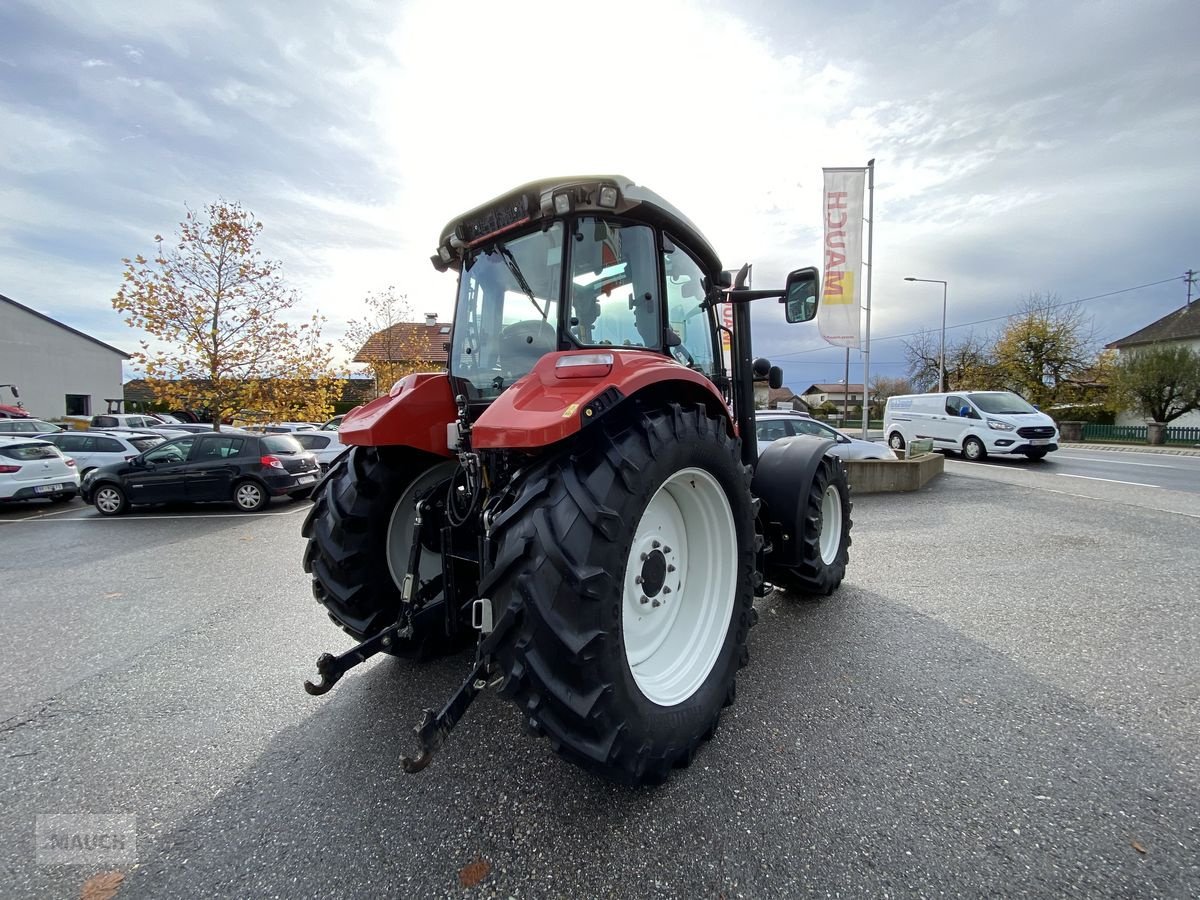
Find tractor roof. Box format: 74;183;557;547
432;175;722;275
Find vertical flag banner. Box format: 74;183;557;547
819;168;866;348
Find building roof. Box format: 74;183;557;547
353;319;451;365
802;383;866;394
1;293;131;358
1105;303;1200;350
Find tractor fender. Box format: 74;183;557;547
471;350;732;450
751;435;837;567
338;372;456;456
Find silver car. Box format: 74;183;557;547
756;411;892;460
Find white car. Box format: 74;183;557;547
884;391;1059;461
0;436;80;503
0;418;64;434
89;413;190;439
291;431;350;470
756;410;893;460
37;430;166;477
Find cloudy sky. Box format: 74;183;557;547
1;0;1197;390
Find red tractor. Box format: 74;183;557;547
302;176;852;784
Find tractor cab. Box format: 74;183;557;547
437;177;728;405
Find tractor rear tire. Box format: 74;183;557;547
767;455;852;597
302;446;464;659
480;402;757;785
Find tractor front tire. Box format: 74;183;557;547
302;446;463;659
767;455;852;597
481;403;757;785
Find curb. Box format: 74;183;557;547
1059;442;1200;457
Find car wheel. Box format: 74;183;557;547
233;479;269;512
963;436;987;461
887;432;905;451
93;484;128;516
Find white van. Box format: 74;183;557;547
884;391;1059;461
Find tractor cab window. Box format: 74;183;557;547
568;219;660;350
663;242;717;378
450;222;564;399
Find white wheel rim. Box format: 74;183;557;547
622;467;737;707
96;488;121;513
818;483;843;565
889;434;902;449
236;484;261;508
386;462;458;592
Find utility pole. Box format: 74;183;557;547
1186;269;1196;307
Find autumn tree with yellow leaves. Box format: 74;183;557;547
343;287;433;397
113;201;339;428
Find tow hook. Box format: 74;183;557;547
302;621;413;696
400;656;496;773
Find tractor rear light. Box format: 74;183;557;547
260;455;285;469
555;353;614;379
597;185;618;208
0;464;19;473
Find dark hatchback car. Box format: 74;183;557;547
81;432;320;516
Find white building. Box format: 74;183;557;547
0;293;130;418
1106;302;1200;428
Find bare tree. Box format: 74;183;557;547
343;288;428;398
903;329;994;392
868;374;915;418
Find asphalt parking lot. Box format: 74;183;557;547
2;473;1198;897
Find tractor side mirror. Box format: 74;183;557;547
768;366;783;390
783;268;819;323
10;386;18;399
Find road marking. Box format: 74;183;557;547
1055;455;1183;469
1056;473;1158;488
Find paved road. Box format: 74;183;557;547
950;446;1200;495
1;481;1198;897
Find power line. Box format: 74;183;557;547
771;273;1190;361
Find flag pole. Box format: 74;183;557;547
861;158;875;439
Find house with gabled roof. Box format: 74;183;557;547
1105;302;1200;427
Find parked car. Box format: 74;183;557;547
884;391;1059;461
37;430;165;477
756;410;893;460
0;436;80;503
291;431;350;471
89;413;190;439
0;418;64;434
319;415;345;431
144;423;253;435
81;432;321;515
242;422;319;434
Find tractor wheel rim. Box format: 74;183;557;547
96;488;120;513
236;484;261;508
386;461;458;592
819;483;843;565
622;467;736;707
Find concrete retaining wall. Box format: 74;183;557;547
843;452;943;494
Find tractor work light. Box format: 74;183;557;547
438;245;452;264
553;192;573;215
597;185;618;208
555;352;614;379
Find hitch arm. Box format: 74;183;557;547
400;656;491;773
303;621;412;696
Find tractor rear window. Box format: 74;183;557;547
569;219;660;350
450;222;564;399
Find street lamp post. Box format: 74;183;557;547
904;277;948;391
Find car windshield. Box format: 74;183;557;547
262;435;303;454
967;392;1038;415
450;222;564;400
